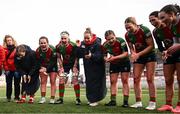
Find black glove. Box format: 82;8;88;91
0;69;2;76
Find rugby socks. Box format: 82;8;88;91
123;95;129;104
150;97;156;102
59;84;65;99
41;92;46;97
51;96;55;99
74;84;80;99
136;97;141;102
166;100;172;106
177;101;180;106
111;94;116;101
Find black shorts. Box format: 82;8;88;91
109;61;131;74
134;54;156;64
47;66;58;73
164;52;180;64
64;64;79;74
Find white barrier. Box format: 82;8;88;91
1;74;178;89
0;63;178;89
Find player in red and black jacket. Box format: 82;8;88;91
0;45;5;76
124;17;156;110
55;31;81;105
36;36;57;104
157;5;180;112
3;35;21;102
103;30;130;107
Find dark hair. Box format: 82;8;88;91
39;36;49;44
104;30;115;38
174;4;180;14
84;27;92;35
160;4;180;15
124;17;137;25
60;31;69;36
149;11;159;17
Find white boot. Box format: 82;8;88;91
49;99;55;104
146;101;156;110
89;102;98;107
130;101;143;108
38;97;46;104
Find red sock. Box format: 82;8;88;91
150;97;156;102
166;100;172;106
41;92;46;97
59;84;65;99
136;97;141;102
177;102;180;106
74;84;80;99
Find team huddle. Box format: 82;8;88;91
0;3;180;113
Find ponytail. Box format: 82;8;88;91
174;4;180;15
84;27;92;35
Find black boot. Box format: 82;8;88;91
121;100;129;107
105;100;117;106
55;98;63;104
75;98;81;105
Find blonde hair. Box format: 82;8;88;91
60;31;69;36
3;35;17;48
124;17;137;25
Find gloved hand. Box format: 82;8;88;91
0;69;2;76
23;75;31;83
27;75;31;83
23;75;27;83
